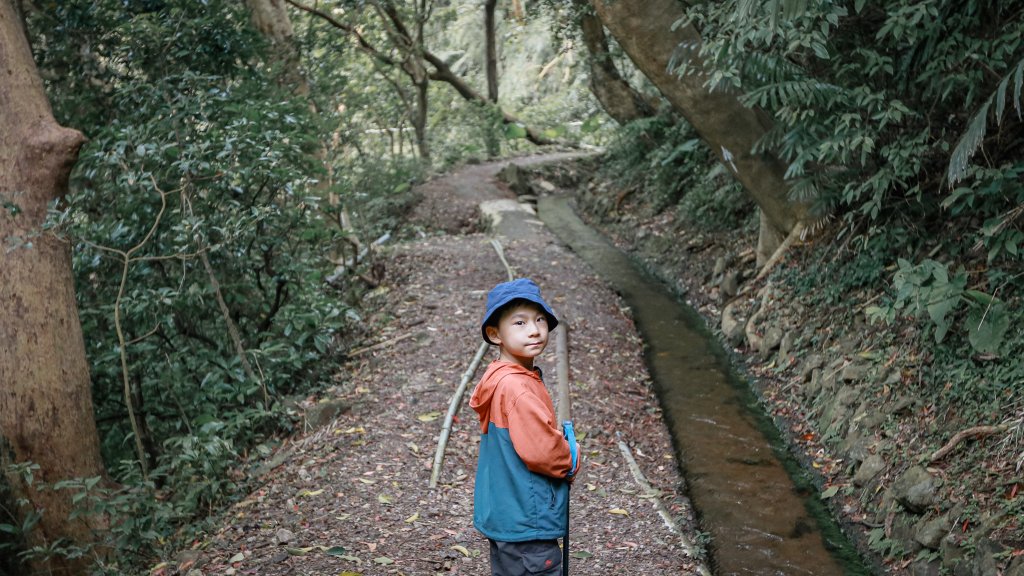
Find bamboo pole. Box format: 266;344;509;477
555;323;571;424
428;239;520;487
428;341;490;488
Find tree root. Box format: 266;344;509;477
928;425;1008;463
753;221;805;284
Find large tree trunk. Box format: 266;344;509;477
589;0;806;260
246;0;309;95
0;1;106;573
577;9;657;125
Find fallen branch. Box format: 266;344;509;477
429;341;490;488
616;433;711;576
928;425;1008;463
348;332;415;357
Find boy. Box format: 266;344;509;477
470;278;579;576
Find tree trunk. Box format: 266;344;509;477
0;1;107;572
589;0;806;260
484;0;499;103
246;0;309;95
577;9;657;124
483;0;501;157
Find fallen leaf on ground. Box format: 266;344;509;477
820;486;840;499
417;412;442;422
404;512;419;523
571;550;593;559
609;508;629;515
451;545;470;557
373;556;395;565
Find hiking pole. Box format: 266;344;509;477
555;323;575;576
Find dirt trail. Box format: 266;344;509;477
173;156;705;575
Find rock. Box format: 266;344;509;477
940;534;967;570
841;362;871;382
720;270;740;298
857;405;887;429
911;559;941;576
891;465;941;513
304;398;351;430
800;355;823;382
1005;555;1024;576
974;538;1007;576
891;515;923;555
915;513;952;549
760;323;784;358
839;428;871;462
778;331;796;363
721;302;746;346
712;256;727;277
275;528;296;545
745;308;767;352
853;454;885;486
497;163;528;195
805;368;823;400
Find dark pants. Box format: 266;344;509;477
488;539;562;576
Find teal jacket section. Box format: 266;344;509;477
473;421;569;542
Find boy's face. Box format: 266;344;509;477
485;302;550;369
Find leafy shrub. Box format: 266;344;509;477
866;259;1009;353
598;113;754;229
22;1;370;570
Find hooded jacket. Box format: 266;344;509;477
469;360;574;542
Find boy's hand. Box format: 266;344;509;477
562;421;579;480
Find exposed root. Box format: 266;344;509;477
928;425;1008;463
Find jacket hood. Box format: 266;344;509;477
469;361;542;426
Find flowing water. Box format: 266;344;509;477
539;196;872;576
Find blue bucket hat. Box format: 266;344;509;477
480;278;559;344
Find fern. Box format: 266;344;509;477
736;0;810;40
742;79;842;110
948;57;1024;184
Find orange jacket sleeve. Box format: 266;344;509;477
506;388;574;479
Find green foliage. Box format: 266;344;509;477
865;259;1009;353
598;113;753;228
785;228;906;306
679;0;1023;231
948;59;1024;183
21;0;389;571
676;0;1024;363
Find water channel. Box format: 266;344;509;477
539;196;872;576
